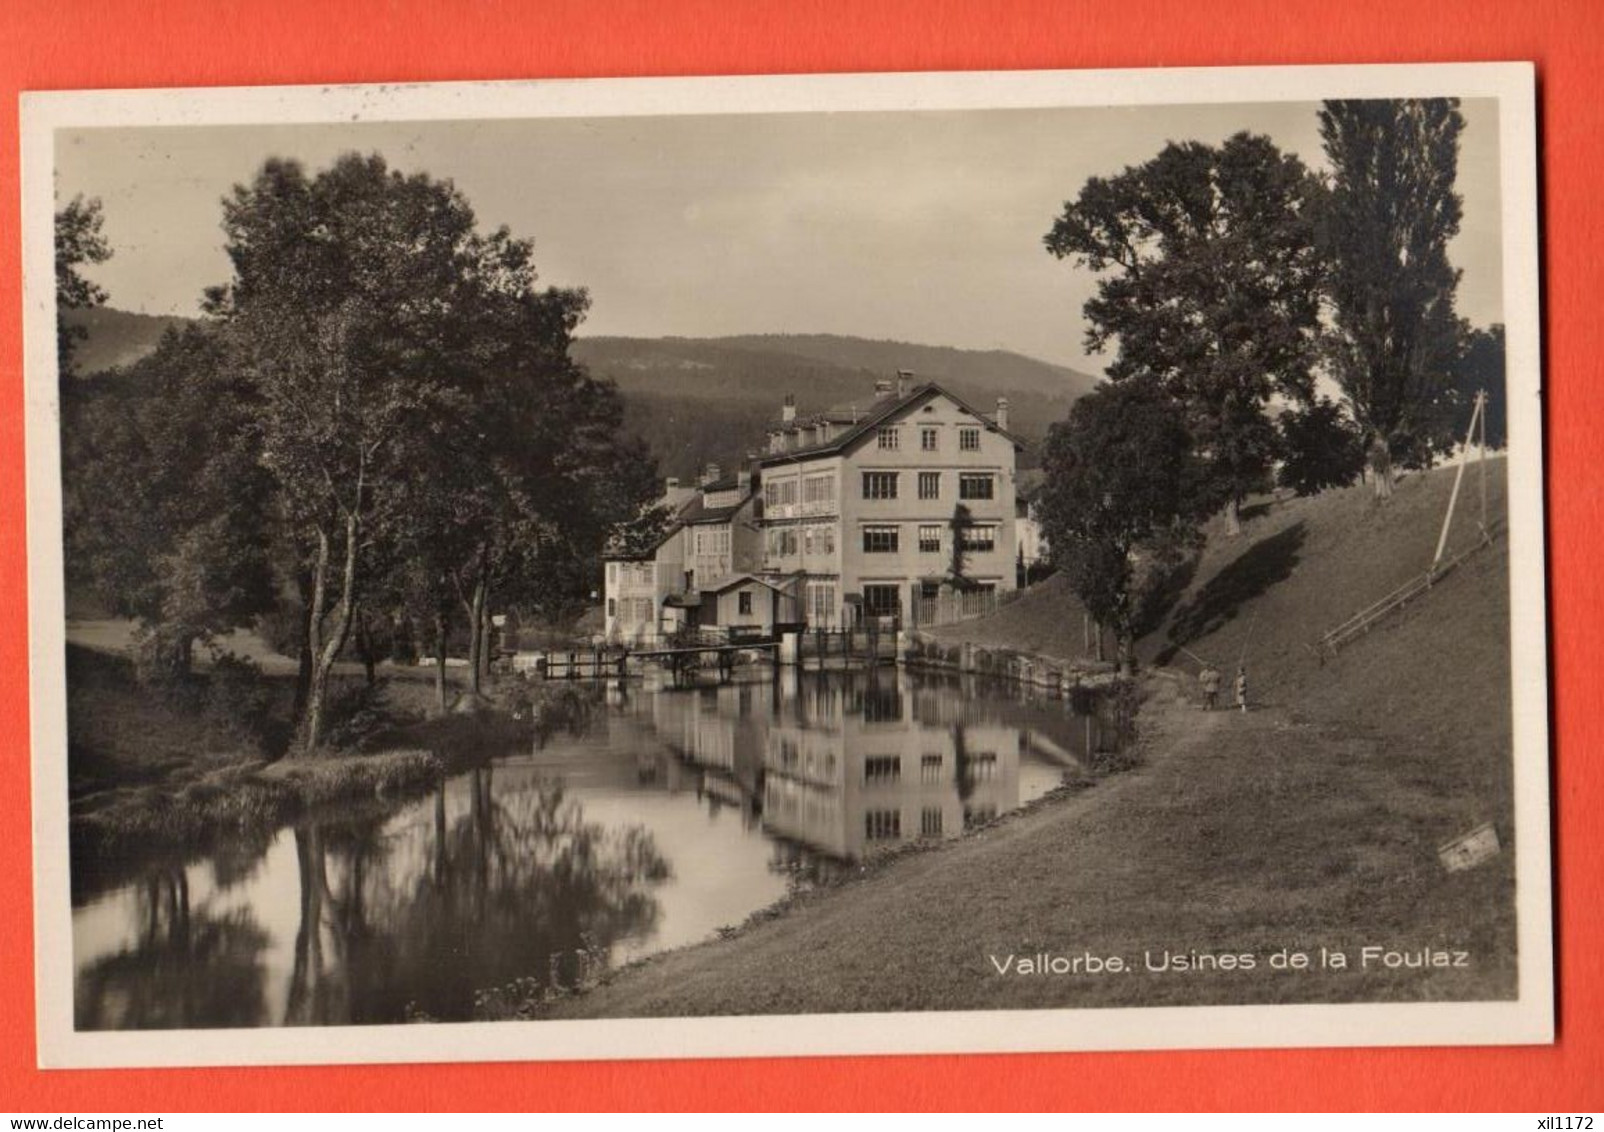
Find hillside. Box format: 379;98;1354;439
573;333;1100;476
62;310;1096;480
61;307;192;376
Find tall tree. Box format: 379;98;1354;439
1037;377;1208;674
205;154;505;752
1317;98;1467;482
55;194;112;377
1045;133;1325;534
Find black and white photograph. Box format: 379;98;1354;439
21;64;1549;1066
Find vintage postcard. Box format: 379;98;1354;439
21;63;1549;1067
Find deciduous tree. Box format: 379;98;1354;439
1037;377;1208;674
1045;133;1324;535
55;195;112;378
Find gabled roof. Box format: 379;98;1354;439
698;572;793;596
758;381;1027;466
680;490;756;527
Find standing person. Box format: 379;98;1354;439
1235;665;1249;713
1199;663;1221;711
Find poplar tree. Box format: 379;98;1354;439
1317;98;1467;483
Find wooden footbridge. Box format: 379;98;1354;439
539;640;779;681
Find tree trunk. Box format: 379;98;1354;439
467;575;487;697
478;578;494;688
301;515;362;756
1116;632;1136;677
434;610;450;716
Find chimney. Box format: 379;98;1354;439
665;476;680;491
996;396;1010;432
738;463;753;496
874;378;894;400
781;393;796;423
896;369;914;399
701;463;721;487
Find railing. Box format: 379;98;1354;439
798;625;899;663
1313;519;1503;658
911;587;1020;628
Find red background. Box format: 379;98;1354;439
1;0;1599;1112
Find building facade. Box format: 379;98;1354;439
756;376;1024;628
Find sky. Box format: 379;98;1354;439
54;99;1504;374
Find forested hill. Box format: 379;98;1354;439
572;335;1101;477
62;310;1100;480
62;307;193;376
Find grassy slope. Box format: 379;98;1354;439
537;460;1516;1018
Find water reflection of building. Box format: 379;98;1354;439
762;670;1030;859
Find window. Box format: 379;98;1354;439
959;427;980;451
966;752;999;783
877;426;900;450
764;478;798;509
607;598;617;617
920;807;944;838
807;579;837;624
959;473;994;500
864;756;901;784
963;805;997;829
918;525;942;553
862;583;902;619
920;427;938;451
918;471;940;500
865;809;902;841
862;471;899;500
768;527;799;558
959;525;997;553
802;474;836;508
920;754;944;782
862;526;899;553
738;591;753;615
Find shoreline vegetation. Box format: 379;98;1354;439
66;461;1514;1016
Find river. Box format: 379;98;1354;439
71;665;1116;1029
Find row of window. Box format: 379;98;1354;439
862;752;998;787
878;425;982;452
863;806;994;842
606;561;657;587
862;471;995;501
605;596;657;622
692;527;730;557
861;524;998;554
764;474;837;510
767;523;837;559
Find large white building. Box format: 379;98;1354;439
756;375;1025;628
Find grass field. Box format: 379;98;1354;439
524;460;1517;1018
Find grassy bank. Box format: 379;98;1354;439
514;462;1514;1018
